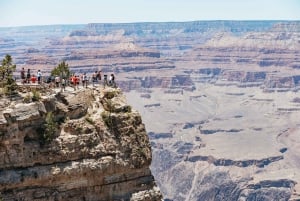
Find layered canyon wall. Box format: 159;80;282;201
0;87;162;201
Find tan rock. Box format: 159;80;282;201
0;87;162;200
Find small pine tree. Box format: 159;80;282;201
41;112;57;144
0;54;18;95
51;61;70;79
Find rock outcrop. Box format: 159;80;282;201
0;87;162;201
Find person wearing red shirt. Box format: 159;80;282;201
31;74;37;84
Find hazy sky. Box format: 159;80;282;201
0;0;299;27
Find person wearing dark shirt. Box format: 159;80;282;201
21;68;25;84
26;69;31;83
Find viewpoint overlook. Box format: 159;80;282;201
1;20;300;200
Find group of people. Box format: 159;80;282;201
74;71;116;89
20;68;42;84
20;68;116;90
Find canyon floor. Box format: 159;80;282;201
125;82;300;200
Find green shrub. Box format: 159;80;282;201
31;89;41;101
39;112;56;145
23;94;31;103
0;54;18;96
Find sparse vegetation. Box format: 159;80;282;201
0;54;18;96
31;89;41;101
51;61;71;79
39;112;57;145
22;89;41;102
23;94;31;103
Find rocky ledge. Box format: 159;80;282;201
0;86;162;201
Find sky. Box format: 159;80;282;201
0;0;299;27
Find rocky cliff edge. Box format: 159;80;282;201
0;86;162;201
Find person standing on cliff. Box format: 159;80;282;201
71;74;76;91
82;72;88;88
20;67;25;84
109;74;116;87
37;69;42;84
103;74;108;88
26;69;31;83
97;70;102;83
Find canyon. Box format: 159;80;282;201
1;20;300;200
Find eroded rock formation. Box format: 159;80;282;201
0;87;162;201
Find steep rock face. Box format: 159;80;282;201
0;87;162;201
